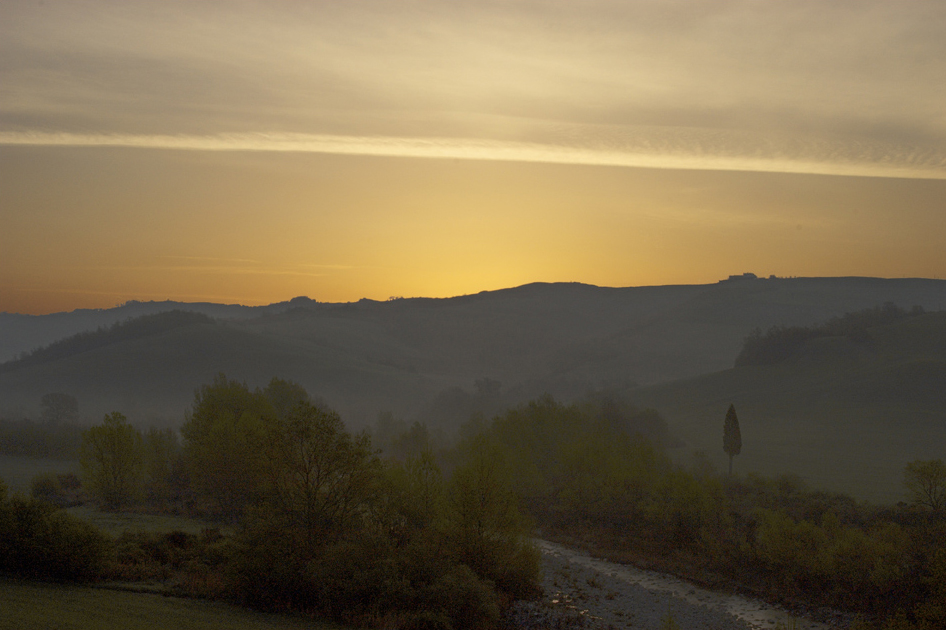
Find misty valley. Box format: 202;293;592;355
2;277;946;630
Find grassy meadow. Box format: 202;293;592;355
0;454;77;495
0;457;322;630
629;311;946;503
0;577;342;630
62;504;229;537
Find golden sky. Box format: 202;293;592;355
2;0;945;315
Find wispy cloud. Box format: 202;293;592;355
161;255;262;265
2;130;944;180
87;263;331;279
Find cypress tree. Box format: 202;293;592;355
723;404;742;476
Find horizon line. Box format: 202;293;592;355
4;274;945;317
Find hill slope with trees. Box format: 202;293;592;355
628;307;946;502
3;277;946;431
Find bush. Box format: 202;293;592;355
0;495;111;582
30;472;83;507
30;472;61;501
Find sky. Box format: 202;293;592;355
2;0;945;315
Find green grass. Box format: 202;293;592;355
0;456;227;535
0;454;77;494
629;312;946;503
0;577;344;630
63;504;230;537
623;298;946;505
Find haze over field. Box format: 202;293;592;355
2;1;946;315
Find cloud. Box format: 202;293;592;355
1;129;944;180
2;2;945;180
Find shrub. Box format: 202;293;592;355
29;472;83;507
0;495;111;582
30;472;62;502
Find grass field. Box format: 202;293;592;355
0;454;77;494
0;577;343;630
63;504;230;537
0;455;231;535
628;312;946;504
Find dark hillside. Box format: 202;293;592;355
0;310;214;372
2;277;946;436
0;298;316;363
628;310;946;502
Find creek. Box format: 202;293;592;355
537;540;838;629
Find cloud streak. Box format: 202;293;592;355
2;130;944;180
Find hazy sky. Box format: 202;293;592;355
2;0;945;314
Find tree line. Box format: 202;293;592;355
0;310;213;372
62;374;540;629
440;396;946;629
5;374;946;629
735;302;926;367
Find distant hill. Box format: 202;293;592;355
2;277;946;455
627;308;946;503
0;297;318;363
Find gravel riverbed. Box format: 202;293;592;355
505;541;838;630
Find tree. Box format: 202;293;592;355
904;459;946;512
445;433;540;599
80;412;143;510
40;392;78;425
143;427;182;505
180;374;271;519
261;400;379;548
723;404;742;476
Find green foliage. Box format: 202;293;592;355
390;421;434;461
225;377;538;628
108;528;233;597
377;449;445;542
735;302;924;367
180;374;272;519
142;426;184;506
0;493;111;582
465;396;723;555
30;471;81;507
904;459;946;512
40;392;79;425
446;433;541;600
753;508;832;583
578;391;679;447
80;412;144;511
261;377;311;420
261;399;380;547
30;471;62;501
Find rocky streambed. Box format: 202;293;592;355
506;540;839;630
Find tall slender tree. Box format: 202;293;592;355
723;404;742;476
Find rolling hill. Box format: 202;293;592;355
627;308;946;503
2;275;946;492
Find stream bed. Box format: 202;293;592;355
529;540;839;630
